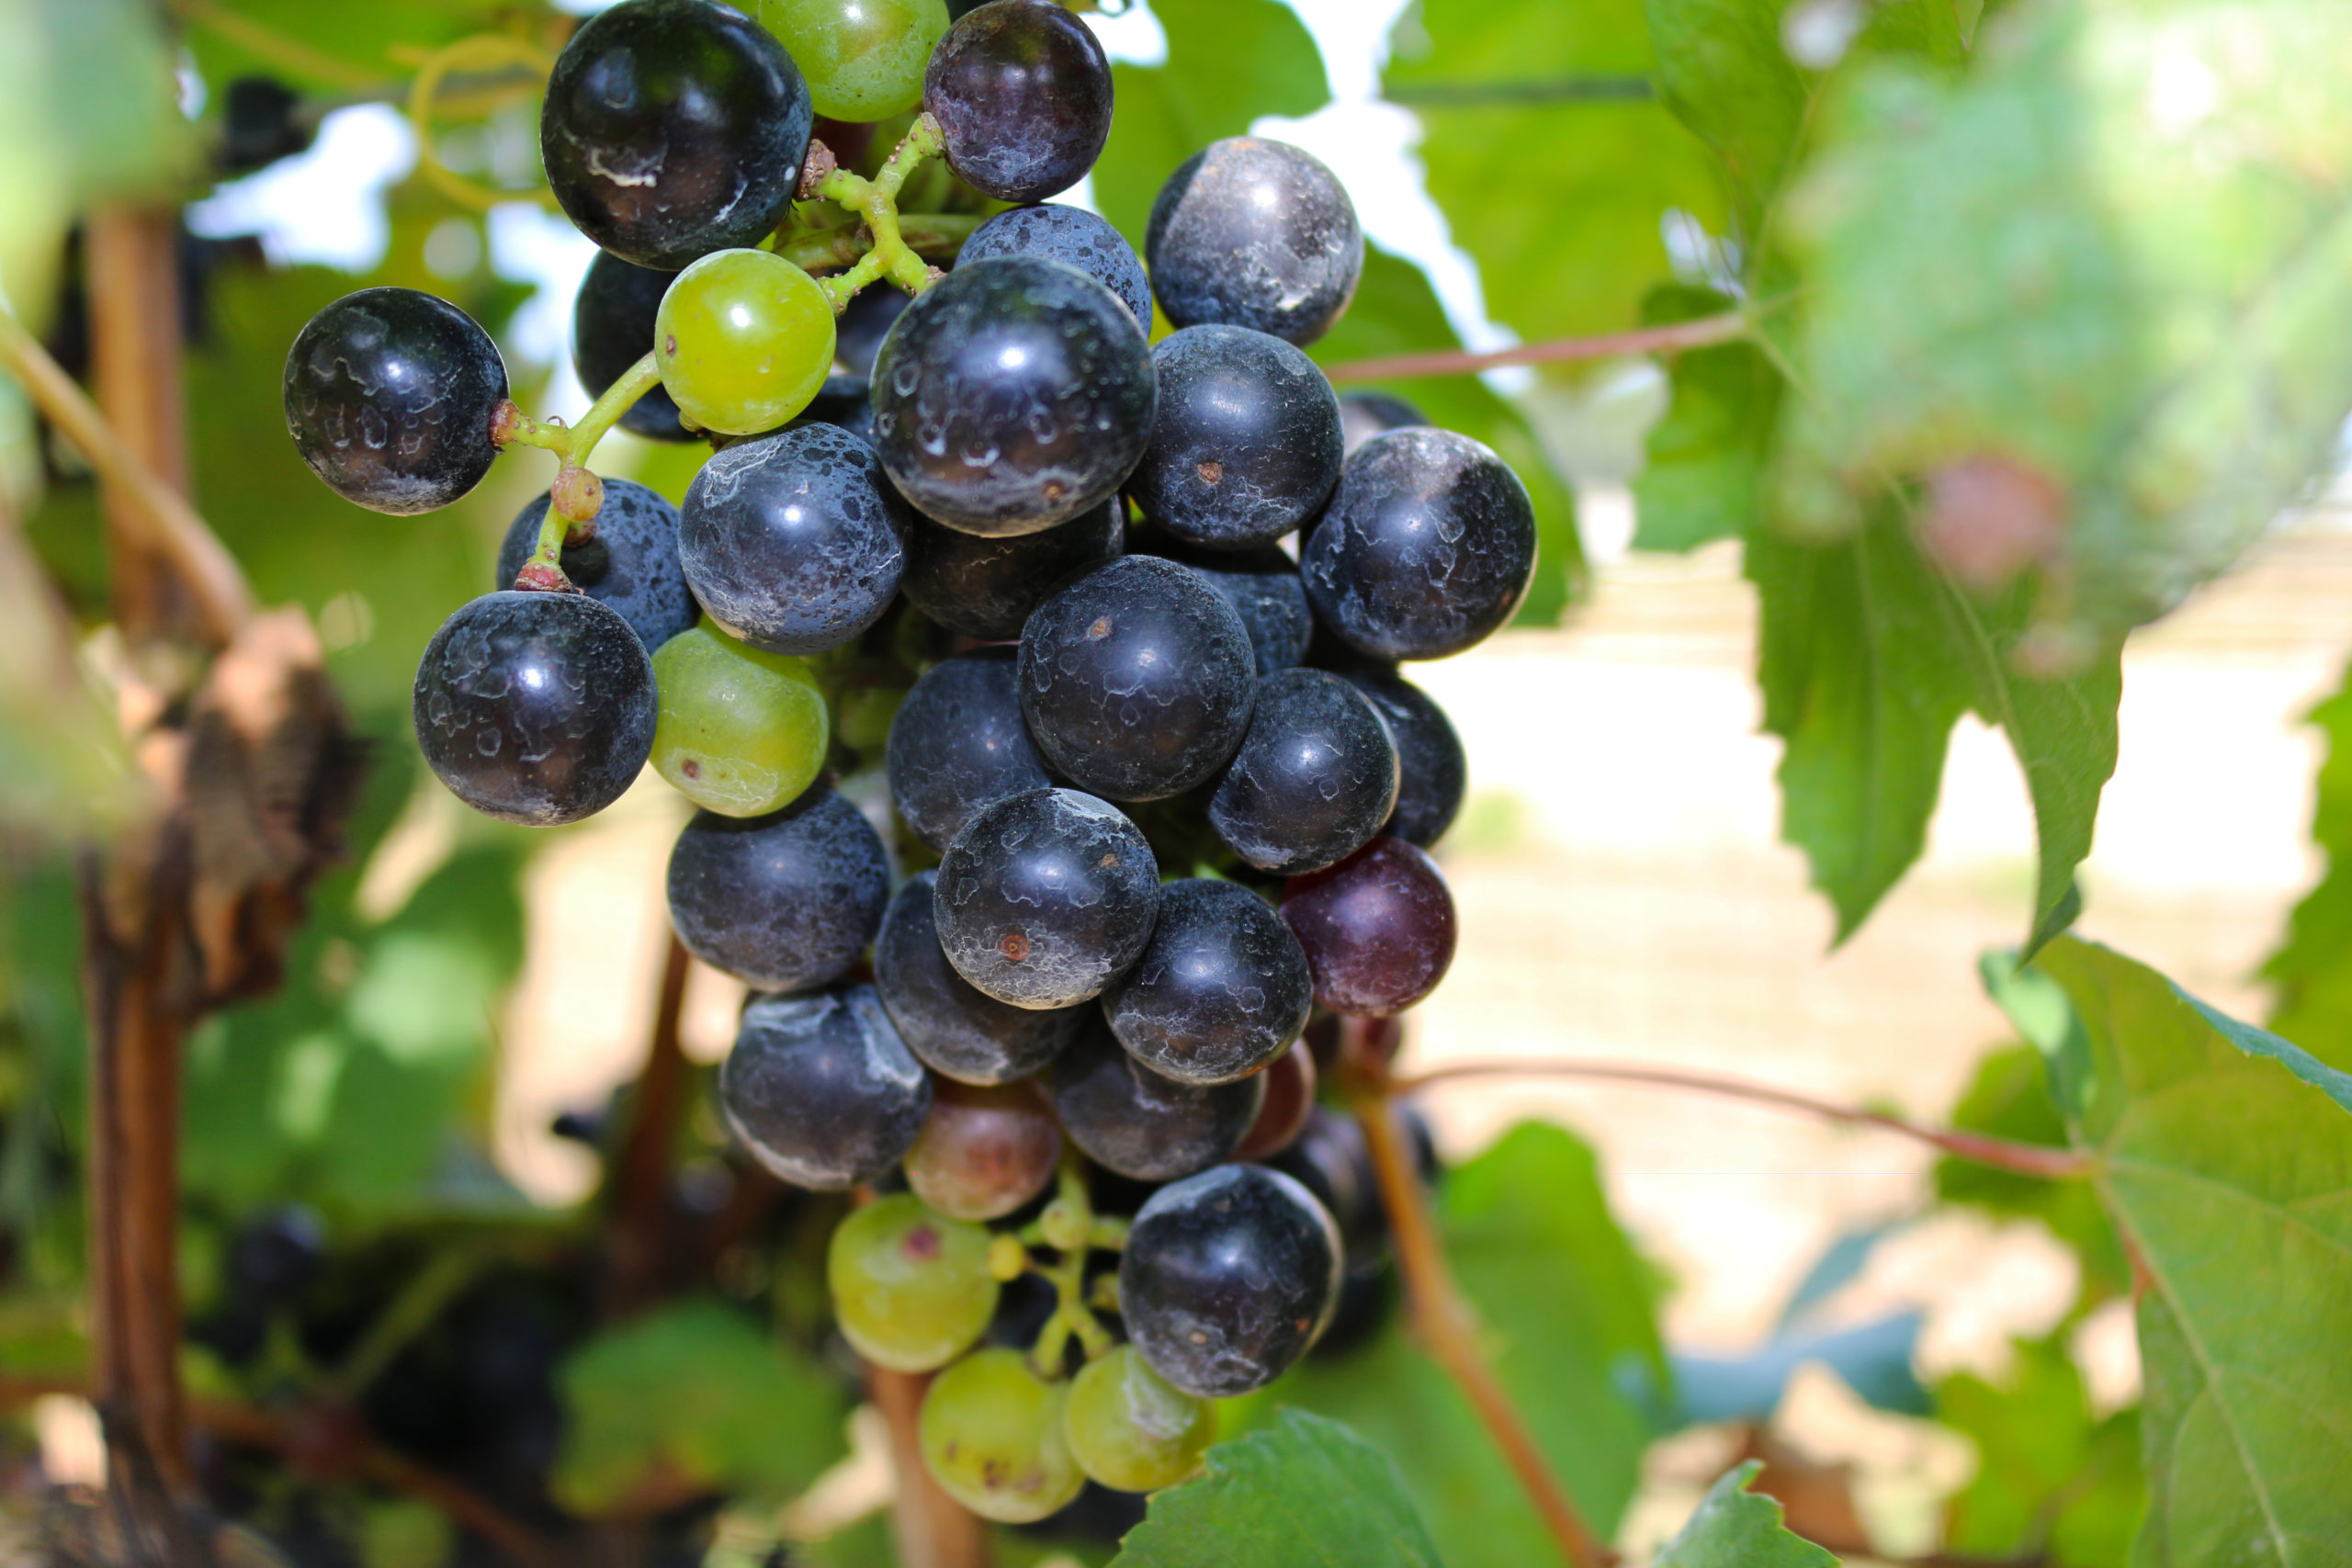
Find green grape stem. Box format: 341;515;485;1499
1023;1149;1118;1377
813;113;951;308
495;351;663;589
780;211;983;274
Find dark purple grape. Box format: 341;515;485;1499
413;592;654;827
1147;138;1364;347
719;983;931;1189
922;0;1112;204
1017;556;1256;801
1127;325;1342;549
789;375;877;446
1133;531;1311;679
876;871;1089;1084
933;788;1159;1009
221;77;313;174
902;497;1124;641
1118;1163;1341;1396
1278;837;1456;1016
1300;427;1537;660
679;423;910;655
957;204;1150;327
870;255;1154;536
284;288;508;514
886;649;1055;852
1336;668;1464;846
226;1205;327;1303
1267;1105;1381;1256
1338;390;1428;455
1048;1019;1263;1181
1232;1039;1316;1161
1310;1257;1396;1359
494;479;696;650
835;287;911;378
1101;878;1312;1086
666;786;891;989
541;0;812;269
1207;670;1398;875
572;251;694;442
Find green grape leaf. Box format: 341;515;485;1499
1934;1043;2131;1296
2030;934;2352;1567
1223;1122;1665;1567
1110;1408;1442;1568
1314;248;1589;620
1382;0;1723;344
1088;0;1329;246
1653;1461;1838;1567
1771;0;2352;649
1639;0;1807;232
1747;515;1971;940
553;1298;850;1516
1747;511;2119;948
2265;663;2352;1071
1937;1335;2145;1567
1633;286;1778;553
1642;0;1971;237
180;0;519;95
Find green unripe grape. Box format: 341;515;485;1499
655;250;835;435
650;624;830;816
756;0;948;122
919;1348;1084;1521
1064;1344;1214;1492
828;1194;999;1372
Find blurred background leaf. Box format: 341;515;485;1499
1382;0;1721;346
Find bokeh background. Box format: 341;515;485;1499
5;0;2346;1562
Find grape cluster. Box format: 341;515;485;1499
282;0;1527;1517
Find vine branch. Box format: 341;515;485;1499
1320;311;1748;384
0;302;253;646
1391;1059;2094;1179
604;931;694;1320
1350;1087;1611;1568
0;1376;562;1568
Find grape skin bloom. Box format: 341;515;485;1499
284;288;508;515
411;592;654;828
719;983;933;1190
870;255;1156;536
679;423;910;655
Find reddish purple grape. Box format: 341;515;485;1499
1232;1039;1316;1162
903;1078;1063;1221
1278;837;1456;1016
